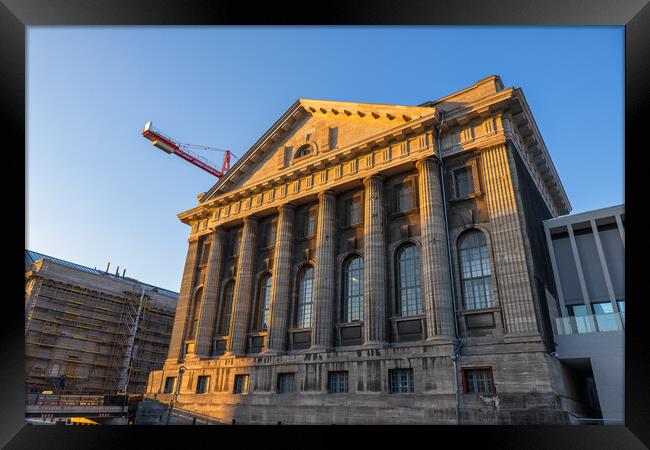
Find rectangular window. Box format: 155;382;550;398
567;304;593;334
265;221;277;247
617;299;625;322
233;374;250;394
389;368;414;393
163;377;176;394
302;209;317;237
277;373;295;394
200;242;211;265
327;371;349;394
591;301;619;332
462;368;495;394
395;181;415;212
196;376;210;394
232;231;242;256
328;127;339;149
453;167;475;198
345;197;362;226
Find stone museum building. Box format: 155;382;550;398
143;75;589;424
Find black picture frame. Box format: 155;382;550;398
2;0;648;448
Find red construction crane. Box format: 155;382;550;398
141;121;234;178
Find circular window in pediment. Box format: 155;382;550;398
295;144;312;159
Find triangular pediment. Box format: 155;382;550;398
201;99;435;201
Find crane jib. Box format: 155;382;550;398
141;123;231;179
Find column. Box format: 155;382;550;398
166;238;200;364
194;227;227;357
226;216;258;356
266;204;295;353
362;174;387;344
415;157;456;340
480;144;537;335
311;190;336;350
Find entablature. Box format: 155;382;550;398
179;113;440;230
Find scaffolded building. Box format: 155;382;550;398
25;250;178;396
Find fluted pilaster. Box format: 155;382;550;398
194;227;227;357
227;216;258;355
311;190;336;349
416;157;456;340
362;174;387;344
480;144;537;335
165;238;200;364
266;204;295;353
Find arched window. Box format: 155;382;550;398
187;287;203;340
296;266;314;328
255;274;273;331
396;244;422;316
295;144;311;158
218;281;235;335
458;230;494;310
342;255;363;322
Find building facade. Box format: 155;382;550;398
143;76;582;424
25;250;178;396
544;205;625;424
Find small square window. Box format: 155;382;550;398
233;374;250;394
163;377;176;394
453;167;475;198
327;371;349;394
462;368;495;394
277;373;295;394
389;368;414;393
196;375;210;394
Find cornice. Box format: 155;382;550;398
179;111;440;223
181;81;571;227
202;99;441;202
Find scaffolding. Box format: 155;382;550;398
25;264;176;397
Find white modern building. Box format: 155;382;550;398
544;204;625;424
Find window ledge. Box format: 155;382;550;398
389;314;425;323
248;331;268;337
341;223;363;231
459;306;500;316
450;191;483;203
390;207;419;218
288;327;312;333
335;321;363;328
291;153;313;165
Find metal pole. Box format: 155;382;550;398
167;366;185;425
435;110;463;424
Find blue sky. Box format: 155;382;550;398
27;26;624;292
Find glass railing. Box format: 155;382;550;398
555;312;624;335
